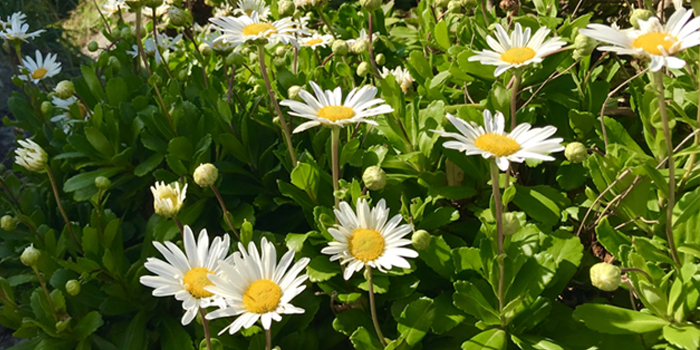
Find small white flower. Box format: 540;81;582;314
579;6;700;71
209;12;306;48
321;199;418;280
0;12;44;42
18;50;61;84
293;0;322;8
144;33;182;64
126;45;139;58
201;31;235;52
381;66;414;93
300;32;333;50
233;0;271;19
15;139;48;173
142;1;171;17
468;23;565;77
279;81;394;133
140;226;231;325
214;3;236;17
205;237;310;334
434;110;564;171
50;96;88;132
151;181;187;218
346;28;378;53
103;0;126;14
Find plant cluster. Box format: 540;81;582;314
2;0;700;349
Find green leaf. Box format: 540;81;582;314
85;127;114;157
453;281;500;325
119;311;148;350
512;185;569;226
168;137;194;162
160;315;195;350
663;324;700;350
106;77;128;106
418;235;454;279
461;329;507;350
291;162;321;203
397;297;435;346
595;217;631;260
73;311;104;340
134;154;164;177
674;187;700;228
81;65;105;101
451;247;482;274
573;304;668;334
350;326;383;350
434;20;450;51
306;255;341;283
431;293;466;334
64;168;122;193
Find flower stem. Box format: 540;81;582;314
652;70;680;265
135;10;153;76
210;185;240;240
173;217;185;238
257;45;297;166
46;167;81;253
32;265;58;321
505;72;522;189
92;0;112;34
317;9;337;39
488;160;505;313
367;13;381;79
199;308;213;350
620;267;653;283
367;266;387;347
265;327;272;350
152;7;174;81
331;127;341;209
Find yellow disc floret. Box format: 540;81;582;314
243;23;277;37
183;267;215;298
32;68;48;80
306;38;323;46
633;32;677;55
474;133;520;157
243;279;282;314
348;228;385;262
317;106;355;122
500;47;536;64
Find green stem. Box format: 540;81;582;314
135;10;152;76
489;160;505;313
152;7;174;81
32;265;58;322
173;217;185;238
46;167;81;254
505;72;522;189
265;327;272;350
210;185;241;240
367;266;387;347
331;127;341;209
199;308;213;350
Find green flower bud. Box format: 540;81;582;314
434;0;450;8
288;85;302;100
88;41;99;52
148;74;162;87
275;45;287;57
143;0;163;8
350;39;369;54
356;61;372;77
332;40;349;56
411;230;431;250
55;81;75;99
178;69;188;81
278;0;295;17
502;212;520;236
55;318;71;332
565;142;588;164
226;52;245;67
572;33;597;60
460;0;477;10
590;262;621;292
375;53;386;66
199;43;213;56
193;163;218;187
120;27;133;41
630;9;653;29
362;166;386;191
65;280;81;296
95;176;112;190
1;215;17;231
41;101;53;115
447;0;461;13
274;57;285;68
241;220;254;246
360;0;382;12
20;245;41;267
169;7;189;27
272;116;282;127
108;56;122;71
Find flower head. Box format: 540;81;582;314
590;262;621;292
0;12;44;43
381;66;414;93
140;226;231;325
144;33;182;65
579;5;700;71
151;181;187;218
321;199;418;280
233;0;271;19
280;81;394;133
434;110;564;171
18;50;61;84
201;31;235;52
104;0;126;14
347;29;378;54
15;139;48;173
468;23;565;77
205;238;310;334
300;32;333;50
209;12;305;48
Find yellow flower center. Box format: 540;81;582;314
243;279;282;314
32;68;48;80
159;190;179;206
474;133;520;157
633;32;677;55
317;106;355;122
183;267;215;299
306;38;323;46
243;23;277;37
348;228;385;262
500;47;536;64
244;9;254;16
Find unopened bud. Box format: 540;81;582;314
121;27;134;41
447;0;462;13
169;7;189;27
357;62;371;77
460;0;477;10
1;215;17;231
226;52;244;66
95;176;112;190
275;46;286;57
108;56;122;71
411;230;431;250
590;262;621;292
350;39;369;54
55;81;75;99
65;280;81;296
148;74;162;87
274;57;285;68
56;318;71;332
630;9;653;29
375;53;385;66
278;0;295;16
434;0;450;8
332;40;349;56
565;142;587;163
20;245;41;266
193;163;218;187
41;101;53;115
88;41;99;52
502;212;520;236
199;43;213;56
572;33;597;60
362;166;386;191
288;85;302;100
360;0;382;12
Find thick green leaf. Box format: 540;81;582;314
306;255;341;283
85;127;114;157
106;77;128;106
573;304;668;334
160;315;195;350
350;326;383;350
513;185;569;226
419;235;454;279
461;329;507;350
73;311;103;340
431;293;466;335
134;154;164;177
595;217;631;260
397;297;435;346
663;324;700;350
434;20;450;51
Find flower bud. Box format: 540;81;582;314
590;262;621;292
274;57;285;68
275;45;287;57
350;40;369;54
20;245;41;267
461;0;477;10
278;0;295;16
447;0;462;13
332;40;349;56
272;116;282;127
375;53;386;66
65;280;81;296
56;318;71;332
434;0;450;8
362;166;386;191
502;212;520;236
143;0;163;8
1;215;17;231
148;74;162;87
121;27;134;41
15;139;48;173
565;142;587;164
193;163;218;187
151;181;187;218
630;9;653;29
109;56;122;71
95;176;112;190
411;230;431;250
360;0;382;12
169;7;189;27
356;61;371;77
288;85;302;100
41;101;53;115
199;43;213;56
55;81;75;99
226;52;244;66
572;33;597;60
88;41;99;52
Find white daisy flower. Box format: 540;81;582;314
300;32;333;50
140;226;231;325
321;199;418;280
1;12;27;31
279;81;394;133
104;0;126;14
50;96;90;133
233;0;271;19
142;1;171;17
381;66;414;93
201;31;235;52
18;50;61;84
434;110;564;171
15;139;48;173
151;181;187;218
214;3;236;17
144;33;182;64
468;23;566;77
209;12;306;48
0;12;44;42
579;6;700;71
205;237;310;334
294;0;322;8
346;28;379;54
